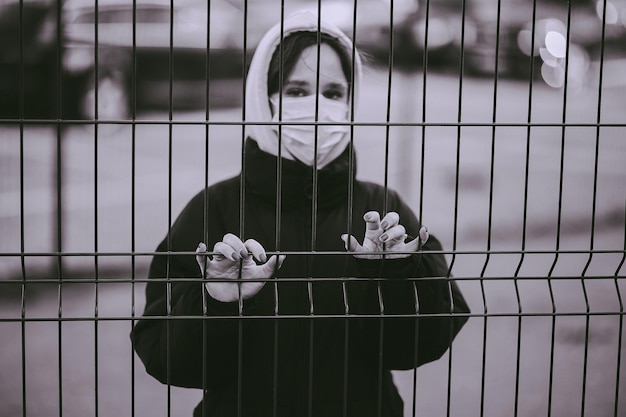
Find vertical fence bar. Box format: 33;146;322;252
345;0;359;415
578;2;606;413
273;4;286;416
307;7;324;417
201;2;212;417
514;0;539;272
482;4;528;417
563;4;594;416
577;14;613;415
544;288;558;417
377;2;398;415
238;3;250;416
94;149;100;417
382;0;393;214
54;0;64;415
548;0;573;279
93;1;101;414
614;215;626;416
410;281;420;417
17;1;27;416
545;0;574;413
596;3;624;416
57;260;63;417
512;278;523;417
130;1;137;417
452;0;468;415
579;277;591;417
512;2;540;415
376;282;385;417
583;0;611;280
476;0;504;415
478;274;488;417
414;0;432;412
165;2;174;417
339;2;360;416
447;0;466;279
513;3;541;416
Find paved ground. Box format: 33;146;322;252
0;68;625;416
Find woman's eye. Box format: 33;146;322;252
323;90;345;100
285;88;307;97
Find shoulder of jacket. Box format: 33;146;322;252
176;176;241;217
208;175;241;195
188;175;241;202
354;180;401;202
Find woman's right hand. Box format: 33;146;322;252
195;234;286;302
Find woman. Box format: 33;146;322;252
131;11;469;417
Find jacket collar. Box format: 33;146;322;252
244;139;356;209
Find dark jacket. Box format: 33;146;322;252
131;139;469;417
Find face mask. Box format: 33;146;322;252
270;94;350;168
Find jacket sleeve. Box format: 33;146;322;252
130;191;242;390
353;192;470;370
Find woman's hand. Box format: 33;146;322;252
196;234;286;302
341;211;429;260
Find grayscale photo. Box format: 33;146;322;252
0;0;625;416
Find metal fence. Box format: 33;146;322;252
1;0;625;416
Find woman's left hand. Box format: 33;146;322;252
341;211;429;259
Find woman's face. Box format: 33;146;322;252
270;43;349;108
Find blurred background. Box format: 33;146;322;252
2;0;625;119
1;0;625;416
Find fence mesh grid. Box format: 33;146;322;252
0;0;625;416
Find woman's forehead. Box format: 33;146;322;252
286;44;348;86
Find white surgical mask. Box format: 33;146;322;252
270;94;350;168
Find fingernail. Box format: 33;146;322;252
380;234;388;242
260;253;267;263
240;249;248;258
341;235;349;250
380;221;388;230
364;214;372;221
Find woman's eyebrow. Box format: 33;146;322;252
325;82;347;91
284;79;309;87
284;80;348;93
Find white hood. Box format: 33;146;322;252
244;10;363;162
